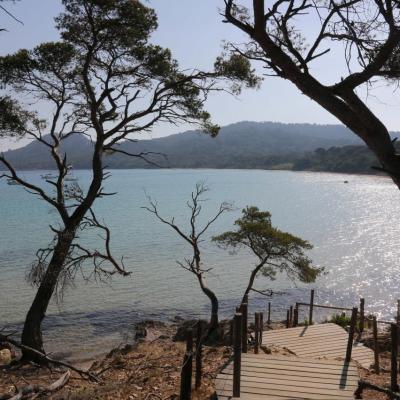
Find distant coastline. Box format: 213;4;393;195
2;121;386;175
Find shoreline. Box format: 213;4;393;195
0;167;391;178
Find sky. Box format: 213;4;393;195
1;0;400;150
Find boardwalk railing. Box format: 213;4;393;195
233;312;242;397
262;289;400;398
179;290;400;399
179;321;204;400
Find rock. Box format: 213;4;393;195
158;334;169;340
173;318;236;345
173;320;208;342
120;344;136;354
134;320;167;341
134;323;147;341
0;349;12;365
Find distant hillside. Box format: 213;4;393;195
0;121;363;170
292;145;384;174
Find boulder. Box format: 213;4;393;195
173;320;208;342
0;349;12;365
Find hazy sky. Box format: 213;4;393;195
1;0;400;150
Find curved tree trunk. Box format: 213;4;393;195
241;264;264;305
21;229;75;361
196;274;219;338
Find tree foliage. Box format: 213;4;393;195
213;206;323;300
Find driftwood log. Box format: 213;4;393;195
0;334;98;381
0;370;70;400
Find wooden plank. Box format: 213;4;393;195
217;361;356;399
223;365;358;383
241;353;357;368
216;381;354;400
216;377;355;396
262;324;343;339
263;323;341;334
227;361;358;378
262;323;374;368
227;394;352;400
240;355;358;373
223;391;353;400
217;373;358;389
216;324;363;399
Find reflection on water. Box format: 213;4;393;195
0;169;399;360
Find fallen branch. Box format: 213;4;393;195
355;379;400;399
0;334;98;381
0;370;70;400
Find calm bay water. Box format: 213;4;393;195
1;169;399;361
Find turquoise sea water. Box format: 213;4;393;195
0;169;399;360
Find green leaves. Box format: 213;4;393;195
213;206;323;283
214;53;261;94
56;0;158;51
0;96;33;137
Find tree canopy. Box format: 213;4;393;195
213;206;323;300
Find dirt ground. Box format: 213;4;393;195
0;322;230;400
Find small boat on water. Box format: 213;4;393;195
41;173;57;180
65;176;78;182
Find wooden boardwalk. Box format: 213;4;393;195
216;353;358;399
262;323;374;369
216;323;374;399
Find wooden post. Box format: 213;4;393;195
359;298;365;336
186;328;193;352
230;318;234;346
293;303;299;327
233;313;242;398
391;323;399;393
345;307;358;362
397;299;400;326
397;300;400;373
373;316;379;374
289;305;293;328
309;289;315;325
180;329;193;400
195;322;203;389
286;309;290;329
254;313;260;354
241;302;248;353
259;312;263;345
267;302;271;325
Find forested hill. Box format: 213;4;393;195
1;120;387;174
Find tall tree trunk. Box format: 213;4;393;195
196;274;219;338
21;228;75;361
